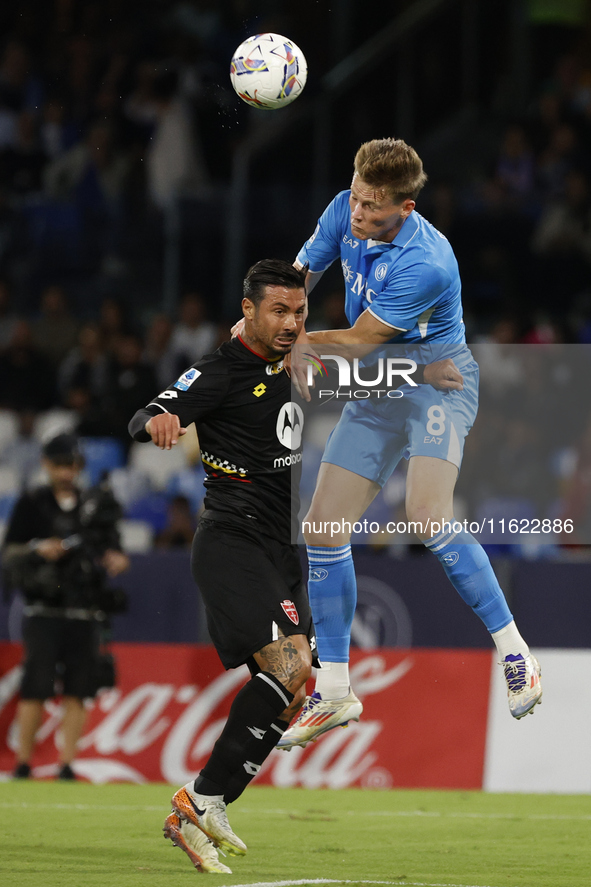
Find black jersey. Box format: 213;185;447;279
129;336;304;542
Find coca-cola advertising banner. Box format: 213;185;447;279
0;642;491;789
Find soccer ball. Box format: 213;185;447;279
230;33;307;110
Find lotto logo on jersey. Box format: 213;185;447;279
173;368;201;391
280;599;299;625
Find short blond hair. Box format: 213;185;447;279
354;138;427;202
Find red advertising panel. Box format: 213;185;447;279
0;643;492;789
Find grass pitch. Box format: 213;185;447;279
0;782;590;887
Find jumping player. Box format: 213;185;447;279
278;138;542;750
129;260;316;873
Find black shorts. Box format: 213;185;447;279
191;518;317;670
20;616;100;700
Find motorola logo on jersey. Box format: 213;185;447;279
276;402;304;449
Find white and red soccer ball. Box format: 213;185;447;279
230;33;307;110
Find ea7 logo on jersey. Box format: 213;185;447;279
173;368;201;391
276;402;304;449
343;235;359;248
280;599;299;625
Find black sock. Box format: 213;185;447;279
194;672;293;796
224;717;286;804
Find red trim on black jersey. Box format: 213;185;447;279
237;334;270;362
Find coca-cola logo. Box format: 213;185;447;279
0;647;413;787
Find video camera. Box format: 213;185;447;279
6;481;129;614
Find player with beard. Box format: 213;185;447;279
130;256;460;870
129;259;316;873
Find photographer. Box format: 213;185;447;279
2;433;129;780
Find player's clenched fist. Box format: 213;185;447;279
145;413;187;450
423;358;464;391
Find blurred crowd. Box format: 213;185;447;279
0;278;221;436
422;46;591;344
0;0;324;312
0;2;589;333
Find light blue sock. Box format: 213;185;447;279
306;544;356;662
424;527;512;633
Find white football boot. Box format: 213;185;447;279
171;783;247;857
277;688;363;750
164;811;232;873
502;653;542;719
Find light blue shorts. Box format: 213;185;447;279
321;370;479;487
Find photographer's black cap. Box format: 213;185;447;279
42;433;83;464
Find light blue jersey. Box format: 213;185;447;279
296;190;474;372
297;191;516;658
296;188;480;479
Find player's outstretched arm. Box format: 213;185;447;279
145;413;187;450
307;309;464;390
307;306;397;349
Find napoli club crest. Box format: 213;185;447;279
281;599;299;625
375;262;388;281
